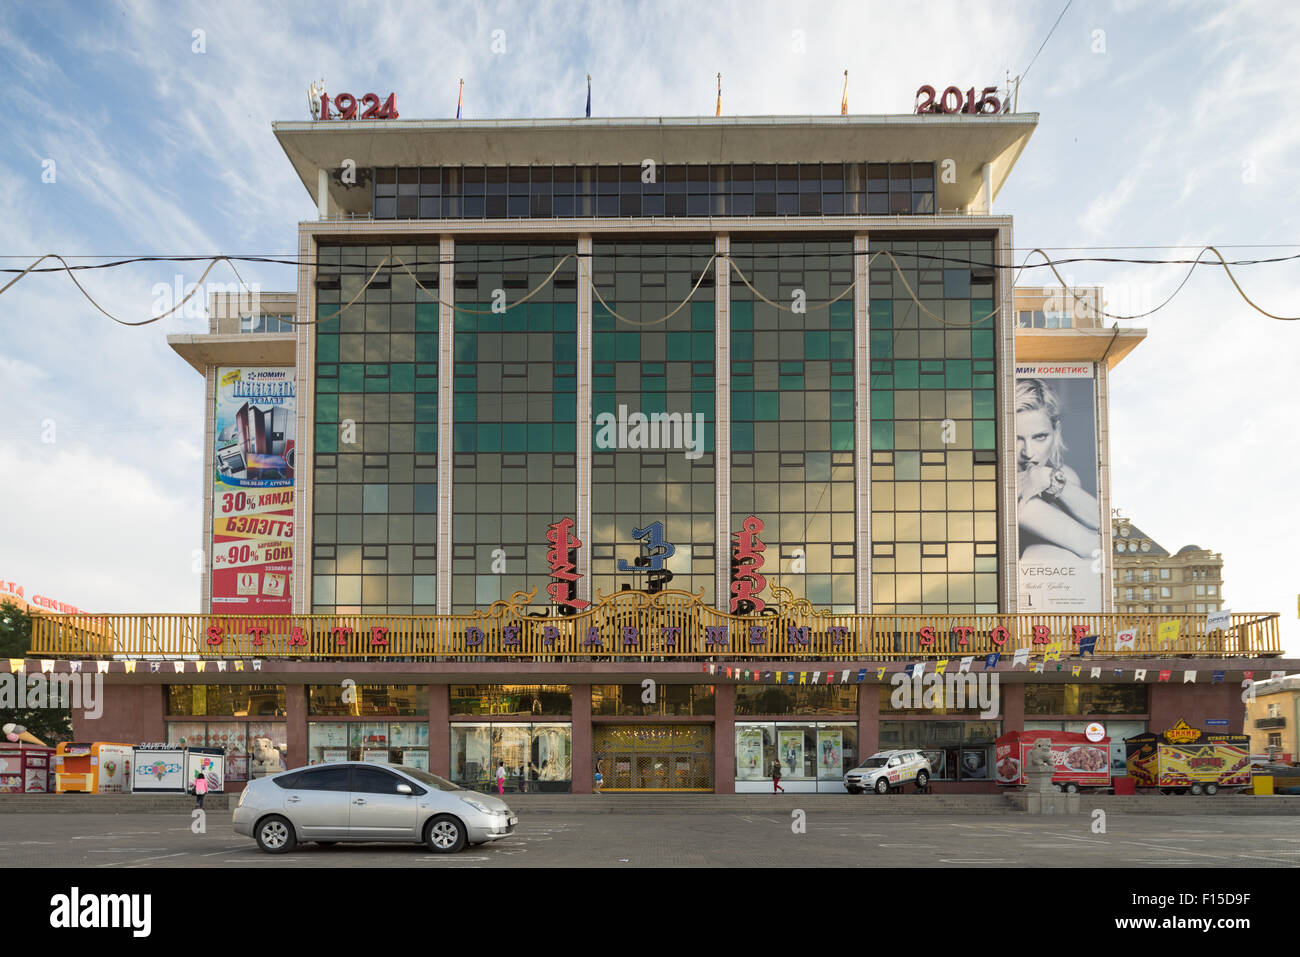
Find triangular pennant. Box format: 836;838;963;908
840;669;850;684
1032;662;1044;673
173;661;185;673
1090;667;1101;679
959;656;974;673
148;661;160;673
195;661;207;673
1134;669;1147;681
1013;648;1029;668
913;662;926;678
1158;669;1172;682
984;652;1000;671
1183;671;1196;683
1211;670;1225;684
217;661;227;672
123;660;137;674
1071;665;1081;677
70;661;83;673
811;671;821;684
7;659;24;673
874;666;885;681
252;660;262;671
97;661;110;674
935;659;948;675
40;659;54;673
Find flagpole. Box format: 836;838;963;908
586;73;591;119
715;72;721;117
841;69;848;115
457;78;463;119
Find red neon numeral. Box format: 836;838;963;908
360;93;380;119
940;86;963;114
378;93;398;119
914;85;936;114
964;87;976;114
335;93;356;119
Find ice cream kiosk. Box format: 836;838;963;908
54;742;134;794
1125;719;1251;795
0;744;55;792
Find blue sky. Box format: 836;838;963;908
0;0;1296;654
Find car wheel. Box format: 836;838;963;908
1205;784;1218;796
256;815;296;854
874;777;890;795
916;770;930;789
1189;783;1204;796
1065;783;1079;794
425;814;467;854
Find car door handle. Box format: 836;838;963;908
286;796;301;803
353;798;367;805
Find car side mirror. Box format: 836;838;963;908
396;783;413;795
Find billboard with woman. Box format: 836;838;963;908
1014;364;1102;612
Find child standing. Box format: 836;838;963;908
193;770;208;808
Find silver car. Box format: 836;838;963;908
232;762;517;854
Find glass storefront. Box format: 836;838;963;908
735;722;858;792
166;684;285;716
591;724;713;791
1023;683;1149;716
592;684;715;716
451;722;572;792
734;684;857;715
878;720;1001;781
450;684;572;716
308;684;428;716
307;720;429;769
166;720;287;783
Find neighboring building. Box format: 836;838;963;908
22;110;1292;794
1111;517;1225;616
1246;674;1299;761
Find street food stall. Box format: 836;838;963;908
53;742;133;793
1125;720;1251;795
0;744;55;792
995;730;1113;793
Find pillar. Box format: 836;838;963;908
1002;680;1024;733
428;684;450;776
572;682;592;793
285;684;307;769
714;683;735;793
858;678;879;759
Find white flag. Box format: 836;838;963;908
1134;669;1147;682
96;660;110;674
1115;630;1136;652
1032;662;1044;673
1013;647;1030;668
217;661;227;672
40;659;54;673
1090;667;1101;679
840;669;850;684
253;660;262;671
1183;671;1196;683
173;661;185;673
811;671;821;683
1271;670;1286;680
1205;609;1231;632
913;662;926;678
959;656;974;673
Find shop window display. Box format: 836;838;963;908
307;720;430;769
308;684;428;716
877;720;1000;781
451;723;572;792
449;685;572;716
735;722;857;792
166;720;287;782
734;684;857;716
591;684;714;716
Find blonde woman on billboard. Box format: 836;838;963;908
1015;379;1099;560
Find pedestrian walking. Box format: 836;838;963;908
518;764;527;793
193;770;208;808
496;762;506;795
594;759;604;794
771;757;784;794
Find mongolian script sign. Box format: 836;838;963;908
730;516;767;614
545;517;589;611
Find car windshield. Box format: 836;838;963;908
392;766;463;792
859;757;888;769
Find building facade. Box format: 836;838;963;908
29;112;1290;793
1111;517;1225;617
1246;674;1298;761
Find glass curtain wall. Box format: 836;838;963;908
312;243;440;613
451;243;577;611
590;241;715;598
728;240;855;612
868;237;999;615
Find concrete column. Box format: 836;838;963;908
317;169;330;220
1001;680;1025;734
713;683;736;793
996;224;1018;612
854;233;871;612
428;684;450;776
437;236;455;613
201;367;216;614
1096;361;1115;613
285;684;308;769
714;235;732;609
294;228;315;613
857;678;879;759
576;236;593;601
982;163;994;214
572;683;592;793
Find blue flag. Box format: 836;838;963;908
1211;670;1225;684
1079;634;1098;656
856;668;867;683
984;652;1000;670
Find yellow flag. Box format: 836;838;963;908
1158;620;1181;646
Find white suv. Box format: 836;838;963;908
845;750;932;794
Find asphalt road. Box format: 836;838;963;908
2;811;1299;867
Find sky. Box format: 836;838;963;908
0;0;1296;655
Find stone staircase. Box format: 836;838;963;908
0;794;231;814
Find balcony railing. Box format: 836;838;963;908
26;588;1283;662
1255;716;1287;730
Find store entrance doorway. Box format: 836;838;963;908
592;724;713;791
